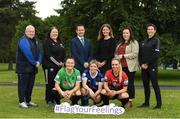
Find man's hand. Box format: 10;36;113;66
84;62;89;68
36;61;40;68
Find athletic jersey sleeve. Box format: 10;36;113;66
98;72;104;86
104;70;110;82
54;69;62;84
76;70;81;82
82;70;88;80
122;71;128;86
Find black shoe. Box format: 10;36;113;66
153;105;161;109
138;103;149;108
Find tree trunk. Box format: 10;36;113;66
8;61;13;70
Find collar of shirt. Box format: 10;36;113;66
77;36;84;40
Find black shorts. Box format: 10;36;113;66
108;86;123;99
109;86;123;91
92;88;98;92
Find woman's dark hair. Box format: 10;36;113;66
63;57;75;68
146;23;157;30
47;26;62;43
121;26;134;44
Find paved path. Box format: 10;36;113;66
0;82;180;90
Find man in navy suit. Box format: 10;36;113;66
71;24;93;74
71;24;93;106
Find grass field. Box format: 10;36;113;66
0;86;180;118
0;63;180;86
0;63;180;118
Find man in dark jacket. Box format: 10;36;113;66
138;23;162;109
71;24;93;106
71;24;93;74
16;25;42;108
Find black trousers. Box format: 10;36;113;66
123;67;135;99
43;67;59;103
18;72;35;103
141;66;162;106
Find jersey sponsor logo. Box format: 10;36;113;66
63;81;75;87
111;80;121;87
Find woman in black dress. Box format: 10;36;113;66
96;24;116;76
42;26;66;106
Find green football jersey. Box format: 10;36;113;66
54;67;81;90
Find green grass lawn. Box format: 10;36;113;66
0;86;179;118
0;63;180;118
0;63;180;86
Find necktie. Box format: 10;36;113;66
80;38;84;46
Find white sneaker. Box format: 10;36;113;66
19;102;28;108
27;101;38;107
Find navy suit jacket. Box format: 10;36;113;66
71;37;93;74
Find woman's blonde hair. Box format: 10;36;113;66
97;24;114;40
111;57;123;83
89;59;100;71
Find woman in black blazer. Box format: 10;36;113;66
42;26;66;106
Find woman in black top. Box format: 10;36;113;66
138;23;161;109
96;24;116;75
42;26;66;106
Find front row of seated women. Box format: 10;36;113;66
52;57;129;108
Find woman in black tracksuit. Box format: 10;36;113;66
42;26;66;106
139;23;162;109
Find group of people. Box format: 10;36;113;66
16;23;162;110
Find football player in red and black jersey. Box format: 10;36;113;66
101;57;129;108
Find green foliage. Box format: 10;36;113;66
2;0;180;66
57;0;180;65
0;0;37;62
11;20;30;55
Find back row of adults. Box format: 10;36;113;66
16;23;161;109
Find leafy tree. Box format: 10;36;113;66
57;0;180;66
0;0;38;69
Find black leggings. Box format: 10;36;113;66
43;67;59;103
142;67;162;106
